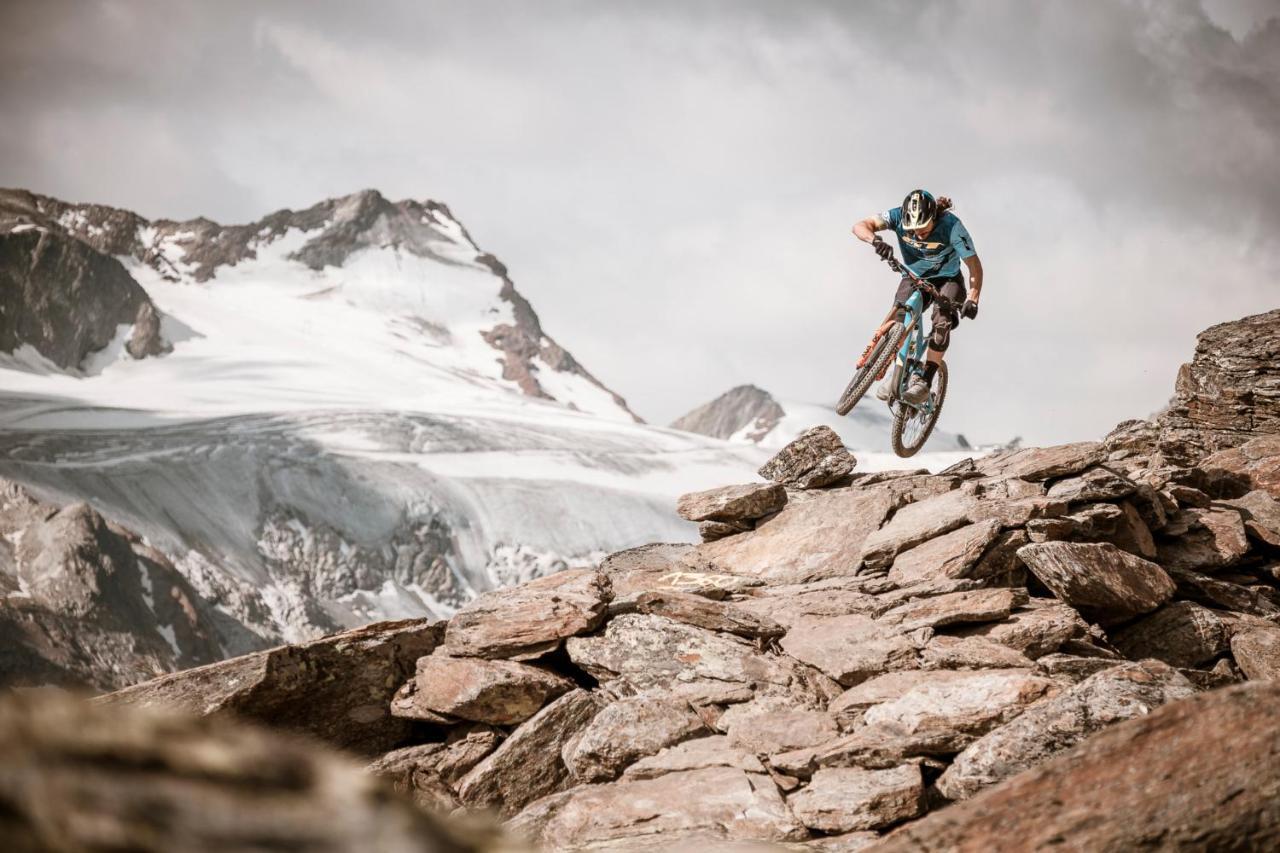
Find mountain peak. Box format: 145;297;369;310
671;385;785;442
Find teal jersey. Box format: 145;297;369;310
882;207;976;279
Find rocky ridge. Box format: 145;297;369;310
98;309;1280;851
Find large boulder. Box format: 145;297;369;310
1016;541;1175;626
1201;435;1280;498
758;425;857;489
391;651;573;726
875;683;1280;851
676;482;787;523
104;618;442;756
936;660;1196;800
444;568;610;659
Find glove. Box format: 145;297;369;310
962;299;979;320
871;237;894;261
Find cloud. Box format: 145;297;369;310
0;0;1276;443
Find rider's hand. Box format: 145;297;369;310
962;299;979;320
871;237;894;261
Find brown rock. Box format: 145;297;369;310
457;689;606;816
444;568;610;659
699;519;751;542
976;442;1104;481
829;670;1014;731
758;425;857;488
879;588;1023;632
623;734;767;779
1016;541;1175;626
936;660;1195;800
886;519;1003;585
562;693;706;782
0;691;490;853
394;651;573;725
1156;507;1251;571
859;489;977;570
787;765;924;833
780;614;918;686
736;580;881;629
1168;566;1280;617
859;670;1060;754
676;482;787;523
1045;466;1136;503
1032;653;1122;681
875;683;1280;852
1223;488;1280;545
368;726;501;811
103;619;442;756
1230;625;1280;681
632;590;785;639
956;599;1088;659
719;695;839;755
1200;435;1280;498
1112;601;1231;668
566;613;796;692
685;488;894;584
919;636;1036;671
507;765;807;848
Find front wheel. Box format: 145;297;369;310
891;360;948;457
836;322;905;415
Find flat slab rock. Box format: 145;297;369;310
860;489;978;570
676;482;787;523
780;614;920;687
562;693;706;783
955;600;1088;659
879;588;1024;632
444;568;610;659
976;442;1104;481
788;765;924;833
829;669;1030;731
1016;541;1175;626
102;618;442;756
718;695;839;755
875;683;1280;852
630;590;785;639
392;651;573;726
758;425;857;489
887;519;1003;585
1156;507;1251;571
507;765;808;849
684;488;894;584
1231;625;1280;681
937;659;1196;800
566;613;797;692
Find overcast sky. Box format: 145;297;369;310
3;0;1278;444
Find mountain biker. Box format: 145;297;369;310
851;189;983;405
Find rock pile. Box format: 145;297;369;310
95;308;1280;850
103;426;1280;850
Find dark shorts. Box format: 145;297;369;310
892;273;966;352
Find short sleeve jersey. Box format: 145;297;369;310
881;207;976;279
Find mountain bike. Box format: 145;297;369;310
835;255;960;457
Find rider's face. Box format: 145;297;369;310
906;220;935;239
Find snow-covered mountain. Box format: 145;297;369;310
0;189;767;653
670;384;977;471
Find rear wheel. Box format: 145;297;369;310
836;322;905;415
891;360;948;457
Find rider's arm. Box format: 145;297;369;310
963;254;984;303
852;214;888;244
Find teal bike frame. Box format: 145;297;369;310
884;257;959;415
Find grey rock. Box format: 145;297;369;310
758;425;857;489
124;300;171;360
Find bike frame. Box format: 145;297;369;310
886;259;956;415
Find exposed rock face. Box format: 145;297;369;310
393;651;573;726
670;384;786;442
0;480;224;691
0;227;157;370
103;618;442;755
876;684;1280;852
758;425;857;488
0;690;508;853
124;299;171;359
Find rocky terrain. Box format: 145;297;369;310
84;308;1280;850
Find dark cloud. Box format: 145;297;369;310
0;0;1276;443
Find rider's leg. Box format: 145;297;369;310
923;278;967;381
